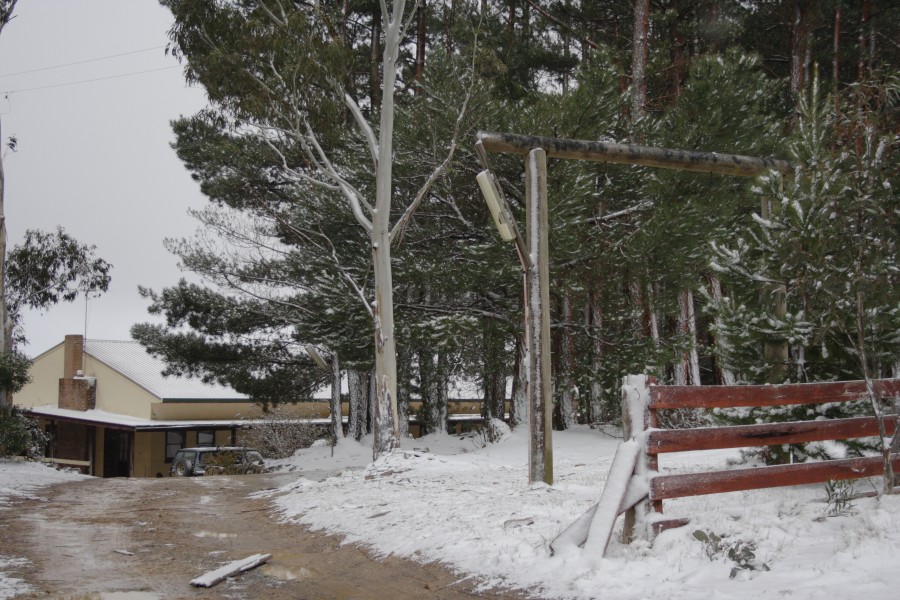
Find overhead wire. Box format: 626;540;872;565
0;45;166;78
2;65;182;95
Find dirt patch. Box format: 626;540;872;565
0;472;525;599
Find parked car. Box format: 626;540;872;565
169;447;265;477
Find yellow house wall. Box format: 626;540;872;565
151;401;330;421
13;343;65;408
83;355;156;419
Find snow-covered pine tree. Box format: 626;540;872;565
709;72;898;467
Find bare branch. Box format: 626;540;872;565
345;93;379;168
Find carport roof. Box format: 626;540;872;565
26;405;332;432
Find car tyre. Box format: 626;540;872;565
173;460;190;476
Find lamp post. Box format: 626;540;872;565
476;144;553;486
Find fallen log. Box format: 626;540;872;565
190;553;272;588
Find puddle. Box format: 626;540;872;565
261;563;311;582
83;592;162;600
194;531;237;538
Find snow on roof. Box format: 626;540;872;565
26;405;331;430
85;339;248;402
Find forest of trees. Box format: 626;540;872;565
133;1;898;456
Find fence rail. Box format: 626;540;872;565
626;376;899;531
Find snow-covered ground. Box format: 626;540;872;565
270;426;899;600
0;459;88;599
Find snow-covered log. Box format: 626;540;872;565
190;553;271;588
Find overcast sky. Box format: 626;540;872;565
1;1;208;356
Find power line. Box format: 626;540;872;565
2;66;182;95
0;46;167;78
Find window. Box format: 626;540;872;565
165;431;185;463
197;430;215;447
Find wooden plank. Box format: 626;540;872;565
583;441;640;556
649;379;900;410
647;416;897;455
549;474;649;555
476;131;794;177
650;455;900;501
190;553;272;588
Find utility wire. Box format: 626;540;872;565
2;65;181;95
0;46;166;78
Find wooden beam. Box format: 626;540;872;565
647;416;897;455
650;378;900;410
477;131;794;177
650;455;900;501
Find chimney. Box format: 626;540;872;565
63;334;84;379
59;335;95;411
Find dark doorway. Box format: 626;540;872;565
103;429;131;478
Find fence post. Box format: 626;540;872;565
621;374;654;542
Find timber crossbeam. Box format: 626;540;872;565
477;131;794;178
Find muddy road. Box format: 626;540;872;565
0;472;523;599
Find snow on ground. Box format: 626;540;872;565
0;459;88;599
270;426;899;600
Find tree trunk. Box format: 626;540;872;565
348;369;367;441
707;274;736;386
833;5;841;117
587;290;604;422
414;0;426;88
558;289;577;428
510;335;527;429
370;11;382;110
370;1;406;457
631;0;650;119
676;288;701;386
0;116;8;410
330;353;343;441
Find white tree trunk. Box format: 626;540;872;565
370;0;406;457
707;274;736;386
511;337;527;429
676;289;701;386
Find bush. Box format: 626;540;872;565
0;405;48;458
239;410;329;459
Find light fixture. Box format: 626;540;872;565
477;170;516;242
304;344;330;370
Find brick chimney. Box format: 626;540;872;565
58;335;96;411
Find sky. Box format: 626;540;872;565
0;1;208;357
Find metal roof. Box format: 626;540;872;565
85;339;248;402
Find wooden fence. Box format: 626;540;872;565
628;376;900;532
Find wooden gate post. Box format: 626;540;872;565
526;148;553;485
621;374;656;542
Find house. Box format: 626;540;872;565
13;335;328;478
14;335;509;477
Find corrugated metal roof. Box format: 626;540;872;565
85;339;248;401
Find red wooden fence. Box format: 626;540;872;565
629;377;900;519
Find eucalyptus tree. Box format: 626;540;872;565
160;0;481;455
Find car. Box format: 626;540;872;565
169;446;265;477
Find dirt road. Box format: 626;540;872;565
0;472;523;599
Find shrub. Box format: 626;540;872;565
239;410;329;459
0;405;48;459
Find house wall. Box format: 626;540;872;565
13;343;65;408
84;356;156;419
151;401;329;421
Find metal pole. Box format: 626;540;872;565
526;148;553;485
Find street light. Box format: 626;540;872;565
476;170;515;242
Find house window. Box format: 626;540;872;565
197;430;215;447
165;431;185;463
